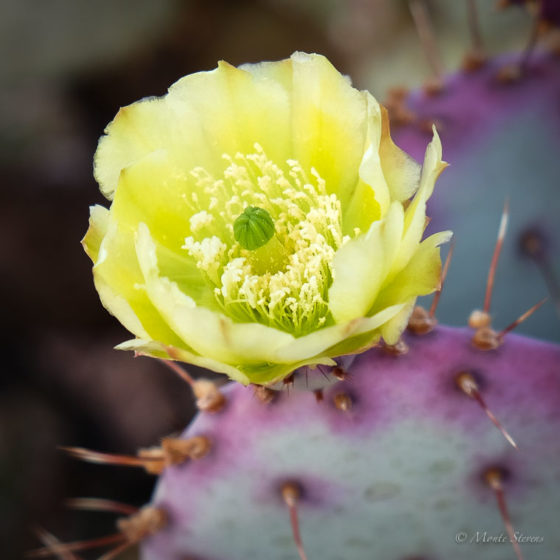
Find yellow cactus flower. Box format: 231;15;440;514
83;52;451;386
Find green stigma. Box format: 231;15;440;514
233;206;275;250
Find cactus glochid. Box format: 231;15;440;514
29;3;560;560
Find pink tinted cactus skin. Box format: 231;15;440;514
391;51;560;343
142;326;560;560
391;53;560;162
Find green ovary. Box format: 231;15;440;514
233;206;276;251
182;144;349;336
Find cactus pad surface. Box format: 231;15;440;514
392;52;560;342
142;326;560;560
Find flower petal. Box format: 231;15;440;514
83;205;150;339
391;127;448;277
379;299;416;345
81;205;110;262
169;59;293;166
99;64;282;200
95;56;292;200
87;210;185;347
117;338;337;387
328;202;404;323
372;230;453;315
116;339;252;385
276;302;405;364
356;95;391;213
379;105;421;202
95;96;168;200
110;151;193;252
312;302;406;358
242;356;336;386
242;52;371;209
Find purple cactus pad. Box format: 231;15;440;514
142;326;560;560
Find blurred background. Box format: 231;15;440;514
0;1;554;558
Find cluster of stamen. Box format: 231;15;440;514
182;144;348;335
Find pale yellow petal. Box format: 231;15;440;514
390;128;448;278
242;302;402;367
243;356;336;386
110;150;194;252
315;302;406;358
372;230;453;314
342;94;393;234
328;221;384;323
93;216;185;347
94;277;150;340
95;57;295;201
116;339;252;385
169;59;293;166
357;95;391;213
272;318;365;363
95;97;169;199
340;176;382;237
107;151;220;308
243;52;370;208
352;302;407;336
379;105;421;202
116;338;336;386
318;329;382;359
82;205;110;262
380;299;416;345
88;214;146;337
329;202;404;323
94;66;258;200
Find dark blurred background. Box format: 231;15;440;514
0;1;538;558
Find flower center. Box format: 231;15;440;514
182;144;348;335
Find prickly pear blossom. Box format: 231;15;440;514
83;52;451;385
